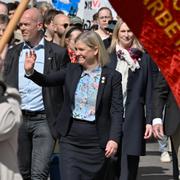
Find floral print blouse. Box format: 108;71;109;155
72;66;102;121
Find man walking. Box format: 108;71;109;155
3;8;69;180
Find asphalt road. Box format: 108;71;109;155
138;139;173;180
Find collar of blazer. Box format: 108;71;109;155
44;40;55;74
96;65;109;111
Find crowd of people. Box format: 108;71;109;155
0;1;179;180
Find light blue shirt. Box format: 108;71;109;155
72;66;102;121
19;38;45;111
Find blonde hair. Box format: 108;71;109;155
108;18;144;53
75;31;109;67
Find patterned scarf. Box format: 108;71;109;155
116;45;141;72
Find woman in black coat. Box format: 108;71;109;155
108;19;153;180
24;31;124;180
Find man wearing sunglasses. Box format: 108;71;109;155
53;13;70;46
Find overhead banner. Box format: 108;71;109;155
109;0;180;107
51;0;116;29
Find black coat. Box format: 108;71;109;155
3;40;70;138
26;63;124;148
152;72;180;136
109;51;153;156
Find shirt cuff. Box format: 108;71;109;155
25;70;34;77
152;118;163;125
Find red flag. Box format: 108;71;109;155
109;0;180;107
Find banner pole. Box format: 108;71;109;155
0;0;30;54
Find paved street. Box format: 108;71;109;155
138;139;173;180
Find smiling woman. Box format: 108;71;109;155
24;30;124;180
108;18;155;180
75;31;109;69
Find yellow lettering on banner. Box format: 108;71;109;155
144;0;150;5
175;39;180;51
144;0;180;48
175;39;180;46
155;10;173;27
147;0;164;16
164;21;180;38
173;0;180;11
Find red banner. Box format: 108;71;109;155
109;0;180;107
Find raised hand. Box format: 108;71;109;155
24;50;37;75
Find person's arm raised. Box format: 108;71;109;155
24;49;66;87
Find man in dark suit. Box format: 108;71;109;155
152;72;180;180
3;8;69;180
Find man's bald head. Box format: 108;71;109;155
53;14;70;25
53;14;70;38
19;8;44;46
22;8;43;24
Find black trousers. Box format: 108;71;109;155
119;142;140;180
119;155;139;180
171;136;180;180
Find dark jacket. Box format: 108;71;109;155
109;50;153;156
26;63;124;148
152;72;180;136
3;40;70;138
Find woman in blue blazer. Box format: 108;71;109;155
108;19;153;180
24;31;123;180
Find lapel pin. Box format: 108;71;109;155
101;76;106;83
48;57;52;61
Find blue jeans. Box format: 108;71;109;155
18;113;55;180
158;134;169;153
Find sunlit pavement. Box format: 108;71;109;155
138;138;173;180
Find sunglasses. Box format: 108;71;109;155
55;23;69;29
63;23;69;29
